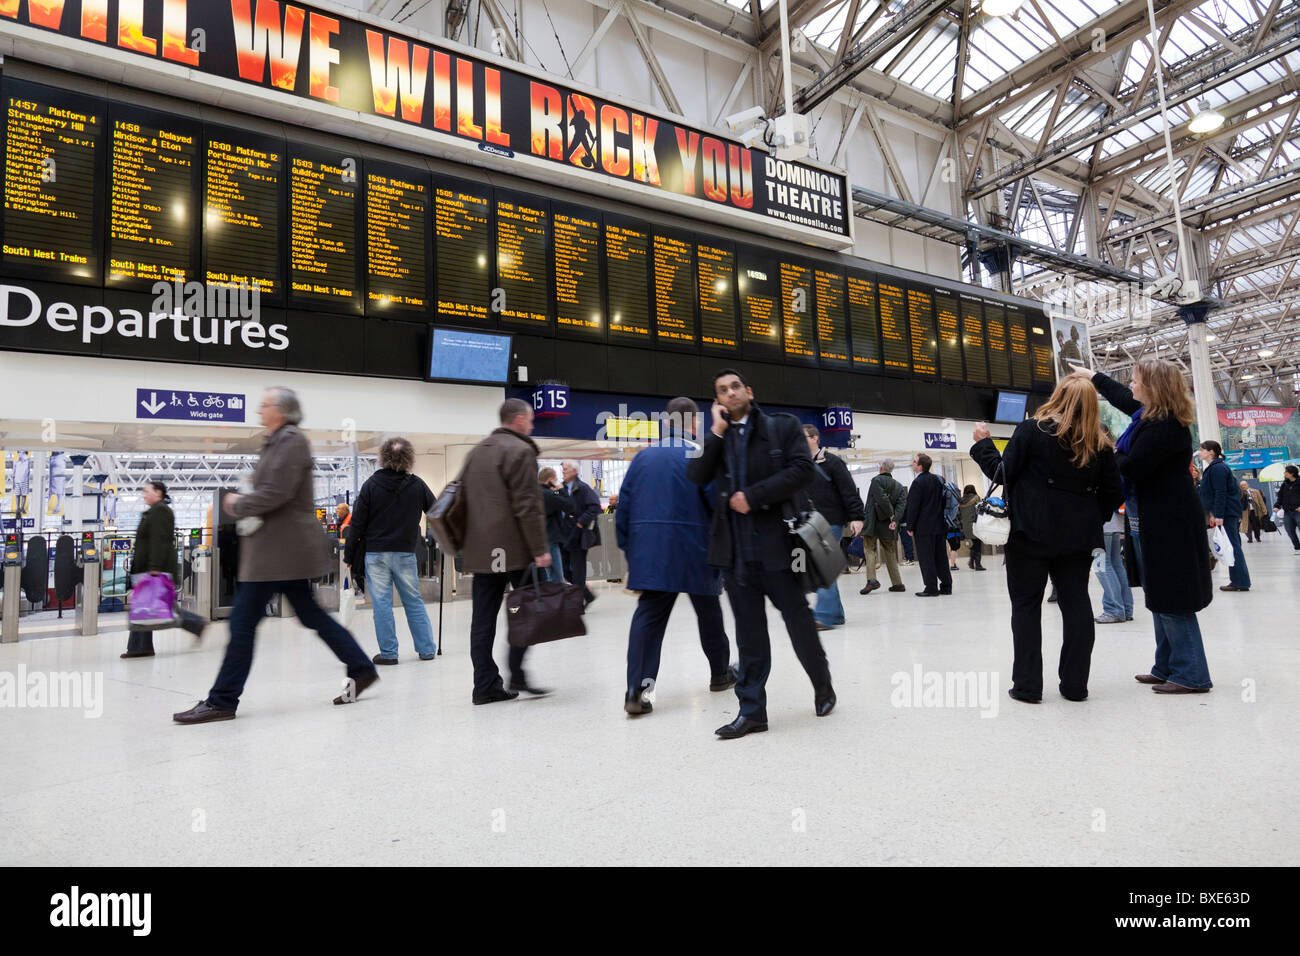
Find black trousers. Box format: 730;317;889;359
968;537;983;563
1246;512;1261;542
567;546;594;601
722;564;831;720
469;568;530;698
914;533;952;594
626;591;730;697
1004;541;1095;699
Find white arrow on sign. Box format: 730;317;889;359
140;392;165;415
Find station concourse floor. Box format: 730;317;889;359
1;538;1296;867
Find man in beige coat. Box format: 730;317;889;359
462;398;552;704
1239;479;1267;543
173;387;378;723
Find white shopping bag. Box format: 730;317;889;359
1209;526;1235;567
340;585;356;626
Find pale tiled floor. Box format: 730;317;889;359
1;537;1296;866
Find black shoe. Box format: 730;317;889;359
915;590;939;597
1007;688;1041;704
858;579;881;595
715;715;768;739
815;688;836;716
624;691;652;715
372;654;399;665
584;592;596;607
472;687;520;705
1060;686;1088;702
182;617;207;639
508;681;551;696
334;671;380;705
814;620;833;631
938;588;953;595
888;584;907;592
121;651;155;659
709;665;738;692
173;700;236;723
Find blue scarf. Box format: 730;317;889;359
1115;407;1143;499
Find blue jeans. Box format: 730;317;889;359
366;552;436;658
1096;532;1133;619
1127;507;1212;690
1221;520;1250;589
812;524;846;626
541;543;565;583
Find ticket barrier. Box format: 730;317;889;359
75;531;100;637
2;532;21;643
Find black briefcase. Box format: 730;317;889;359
506;567;587;648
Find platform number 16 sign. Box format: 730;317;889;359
821;407;852;432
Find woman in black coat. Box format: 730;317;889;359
970;376;1122;703
1071;362;1214;693
123;481;206;658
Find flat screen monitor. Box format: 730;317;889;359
995;391;1027;423
426;327;512;384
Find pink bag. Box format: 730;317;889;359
129;573;178;630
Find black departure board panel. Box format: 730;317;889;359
697;242;737;353
652;231;695;347
435;179;491;323
907;287;938;379
847;273;880;372
780;262;815;364
1030;314;1055;386
552;203;603;340
960;295;988;386
877;279;909;374
738;249;781;360
366;162;429;313
3;81;103;282
204;126;282;296
935;292;962;383
106;104;199;287
496;192;550;329
289;146;361;312
605;217;650;341
1006;305;1032;389
985;302;1012;388
815;269;849;368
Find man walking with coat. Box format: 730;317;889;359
174;388;378;723
905;452;952;597
802;424;864;628
687;369;835;739
859;459;907;594
618;397;736;716
561;460;601;606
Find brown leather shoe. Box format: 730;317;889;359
1219;584;1249;592
1134;674;1165;684
1152;682;1210;694
173;701;236;723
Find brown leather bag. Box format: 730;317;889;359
427;464;468;556
505;567;587;647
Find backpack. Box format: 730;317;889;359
942;480;961;534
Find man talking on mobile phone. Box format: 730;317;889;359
687;369;836;739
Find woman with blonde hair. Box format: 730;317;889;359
1070;361;1214;694
970;377;1123;703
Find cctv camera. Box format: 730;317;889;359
737;123;767;148
725;105;766;132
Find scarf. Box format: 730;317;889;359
1114;407;1143;499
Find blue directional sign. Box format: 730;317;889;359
1224;446;1288;470
136;389;246;423
924;432;958;450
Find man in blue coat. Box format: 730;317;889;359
616;397;736;716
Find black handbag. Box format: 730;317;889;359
505;566;587;648
428;465;468;557
783;502;848;593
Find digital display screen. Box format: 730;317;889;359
1030;313;1055;386
552;203;603;339
495;193;550;329
427;327;512;383
289;146;360;311
1007;305;1032;389
366;162;429;313
960;295;988;385
106;103;199;287
3;80;102;282
995;391;1027;424
815;268;849;368
605;218;650;341
653;232;696;347
877;280;910;374
847;273;881;372
780;261;815;364
204;125;282;297
985;303;1012;388
935;292;962;383
907;287;937;379
697;242;737;353
738;248;781;360
434;179;491;323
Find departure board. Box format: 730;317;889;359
935;292;962;383
1006;306;1032;389
435;180;491;323
877;279;910;374
815;269;849;368
907;288;938;379
2;81;102;281
495;193;549;328
204;126;282;295
289;146;360;311
106;104;199;286
738;249;781;360
697;242;737;352
652;232;695;347
605;219;650;341
847;273;881;372
780;262;815;364
985;302;1012;387
366;162;429;313
552;203;603;339
1030;314;1055;386
959;294;988;385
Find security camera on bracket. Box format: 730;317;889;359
724;106;811;162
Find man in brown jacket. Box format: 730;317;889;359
173;387;378;723
463;398;552;704
1239;479;1267;543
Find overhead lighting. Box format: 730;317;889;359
982;0;1025;15
1240;373;1255;380
1188;100;1225;134
1206;333;1217;341
1258;349;1275;357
